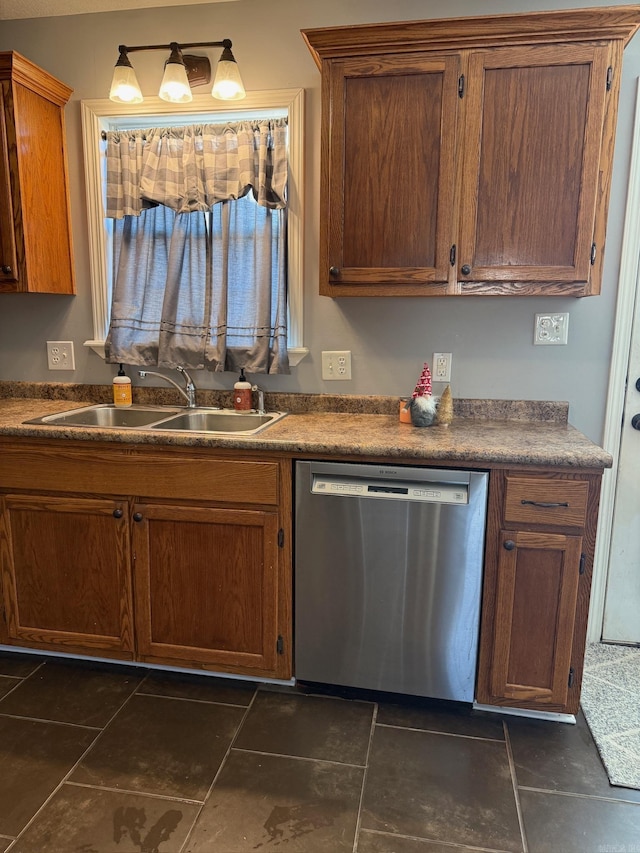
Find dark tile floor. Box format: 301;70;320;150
0;652;639;852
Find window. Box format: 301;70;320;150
80;89;306;366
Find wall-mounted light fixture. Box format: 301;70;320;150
109;39;245;104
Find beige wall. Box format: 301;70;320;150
2;0;639;442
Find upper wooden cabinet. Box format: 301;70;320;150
303;6;640;297
0;52;75;294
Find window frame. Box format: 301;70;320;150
80;88;307;365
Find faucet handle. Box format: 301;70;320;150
251;384;266;414
176;365;195;386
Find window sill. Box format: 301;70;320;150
84;340;309;367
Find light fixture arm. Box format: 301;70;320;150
117;39;231;56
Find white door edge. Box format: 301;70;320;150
588;78;640;642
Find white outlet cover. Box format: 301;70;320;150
534;313;569;346
47;340;76;370
321;350;352;380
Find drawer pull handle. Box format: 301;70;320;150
521;500;569;508
112;508;123;519
1;265;12;275
133;512;143;522
503;539;516;551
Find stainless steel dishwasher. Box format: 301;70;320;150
294;461;489;703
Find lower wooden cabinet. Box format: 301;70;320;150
0;439;292;681
0;435;603;710
487;530;582;708
132;502;283;676
476;470;602;715
0;493;134;656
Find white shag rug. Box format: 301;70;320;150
580;642;640;790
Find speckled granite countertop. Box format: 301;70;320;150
0;383;612;469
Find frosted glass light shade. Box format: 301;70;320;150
212;57;245;100
109;64;143;104
159;62;193;103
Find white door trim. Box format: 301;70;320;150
588;78;640;642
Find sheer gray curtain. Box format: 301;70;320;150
104;120;289;374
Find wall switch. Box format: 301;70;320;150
433;352;452;382
534;313;569;345
47;341;75;370
321;350;352;380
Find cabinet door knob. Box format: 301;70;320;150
329;266;340;277
460;264;471;276
503;539;516;551
632;414;640;431
112;508;124;519
1;265;12;275
133;512;143;522
635;377;640;393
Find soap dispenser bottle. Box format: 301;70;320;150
233;368;252;411
113;364;132;408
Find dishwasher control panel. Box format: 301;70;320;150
312;475;468;504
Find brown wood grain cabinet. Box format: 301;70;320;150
0;433;603;713
0;52;75;294
0;494;134;656
0;440;292;680
476;470;603;715
132;502;282;675
303;6;640;297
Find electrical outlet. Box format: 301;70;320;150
321;350;352;380
433;352;452;382
534;313;569;345
47;340;75;370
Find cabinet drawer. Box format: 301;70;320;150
0;443;280;505
503;476;588;528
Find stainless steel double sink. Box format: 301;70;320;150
25;404;287;436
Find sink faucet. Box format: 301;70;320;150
138;366;197;407
251;384;265;414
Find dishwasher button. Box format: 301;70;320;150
331;483;364;493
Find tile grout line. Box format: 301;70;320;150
64;779;204;805
230;744;367;768
5;673;146;850
518;785;640;805
376;720;505;742
178;686;260;853
360;826;517;853
0;658;48;710
135;688;252;708
0;711;102;730
503;720;529;853
351;701;378;853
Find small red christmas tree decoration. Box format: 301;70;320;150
412;362;432;398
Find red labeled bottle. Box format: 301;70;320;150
233;368;252;411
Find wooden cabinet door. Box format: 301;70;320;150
132;502;285;678
321;52;460;296
0;494;134;655
0;53;75;295
488;530;582;708
458;43;611;295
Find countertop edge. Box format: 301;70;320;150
0;397;614;470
